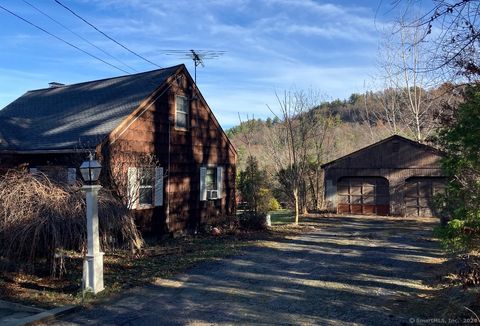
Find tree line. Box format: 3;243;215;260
231;0;480;246
228;83;454;223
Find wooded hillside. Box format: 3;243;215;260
227;85;464;217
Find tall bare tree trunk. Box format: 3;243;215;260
293;186;299;225
315;169;323;210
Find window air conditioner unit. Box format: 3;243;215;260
207;190;219;200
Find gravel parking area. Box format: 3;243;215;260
52;215;444;325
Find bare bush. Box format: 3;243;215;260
0;170;144;275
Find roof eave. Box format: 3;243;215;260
0;148;92;154
321;134;445;169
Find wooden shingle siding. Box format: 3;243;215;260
0;65;236;236
103;69;236;235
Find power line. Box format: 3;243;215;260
22;0;137;73
0;4;131;74
54;0;162;69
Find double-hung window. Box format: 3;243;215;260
200;166;223;201
29;166;77;185
127;166;164;209
138;168;154;206
205;168;217;192
175;95;189;129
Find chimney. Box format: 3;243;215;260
48;82;65;88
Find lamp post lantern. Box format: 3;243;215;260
80;154;104;294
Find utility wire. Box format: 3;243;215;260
0;4;131;74
22;0;137;73
54;0;162;69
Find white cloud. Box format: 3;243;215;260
0;0;388;127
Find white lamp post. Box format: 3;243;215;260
79;154;104;294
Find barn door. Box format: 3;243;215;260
404;177;446;217
337;177;390;216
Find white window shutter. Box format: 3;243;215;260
154;167;164;207
200;167;207;201
67;168;76;185
127;167;139;209
216;166;224;198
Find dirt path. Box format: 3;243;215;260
53;216;444;325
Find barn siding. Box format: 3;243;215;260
323;136;445;216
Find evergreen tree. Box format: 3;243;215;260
436;85;480;250
238;156;277;214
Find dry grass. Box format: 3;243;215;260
0;170;143;276
0;221;304;308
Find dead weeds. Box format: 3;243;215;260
0;223;305;308
0;170;143;276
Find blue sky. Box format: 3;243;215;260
0;0;401;128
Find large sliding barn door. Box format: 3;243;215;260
404;177;446;217
337;177;390;216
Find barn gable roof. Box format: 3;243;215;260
0;64;183;152
321;135;444;169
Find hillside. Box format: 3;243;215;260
227;84;460;172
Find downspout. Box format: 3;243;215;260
166;116;172;231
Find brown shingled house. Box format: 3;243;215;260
0;64;236;235
322;135;446;217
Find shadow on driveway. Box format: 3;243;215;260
55;215;444;326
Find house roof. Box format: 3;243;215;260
0;64;183;152
321;134;444;169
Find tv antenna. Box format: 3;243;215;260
161;49;226;84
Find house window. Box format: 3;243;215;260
127;166;164;209
176;95;189;129
200;166;223;201
29;166;77;185
138;167;154;206
205;168;217;191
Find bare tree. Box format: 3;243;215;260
266;89;332;224
402;0;480;79
306;110;337;211
375;38;406;137
378;18;440;142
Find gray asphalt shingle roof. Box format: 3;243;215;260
0;64;182;151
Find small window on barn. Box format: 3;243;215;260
127;166;164;209
200;166;223;201
175;95;189;130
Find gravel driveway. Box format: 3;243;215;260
53;215;444;325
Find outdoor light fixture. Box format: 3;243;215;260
80;153;102;183
80;153;104;294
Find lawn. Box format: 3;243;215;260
269;209;294;224
268;209;334;225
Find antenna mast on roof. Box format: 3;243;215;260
161;49;226;84
190;50;203;84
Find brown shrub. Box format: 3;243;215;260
0;170;143;275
